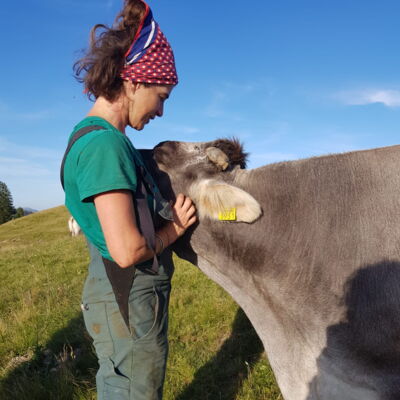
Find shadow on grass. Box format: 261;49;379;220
0;314;97;400
1;309;264;400
176;308;264;400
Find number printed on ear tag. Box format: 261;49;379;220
218;208;237;221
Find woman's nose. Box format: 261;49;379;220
157;103;164;117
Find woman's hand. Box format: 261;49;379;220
168;193;197;240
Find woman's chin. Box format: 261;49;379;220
130;118;150;131
131;122;145;131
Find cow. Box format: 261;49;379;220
139;139;400;400
68;216;81;237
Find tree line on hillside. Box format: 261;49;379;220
0;181;25;225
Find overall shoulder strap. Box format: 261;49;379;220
134;168;160;275
60;125;105;190
138;164;174;221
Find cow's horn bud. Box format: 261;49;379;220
206;147;229;171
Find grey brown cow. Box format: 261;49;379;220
141;139;400;400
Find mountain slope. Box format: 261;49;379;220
0;206;281;400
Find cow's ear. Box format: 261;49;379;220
190;179;262;223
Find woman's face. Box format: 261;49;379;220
126;83;174;131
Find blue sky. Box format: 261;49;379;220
1;0;399;210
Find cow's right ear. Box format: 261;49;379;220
189;179;262;223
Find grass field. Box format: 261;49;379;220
0;206;282;399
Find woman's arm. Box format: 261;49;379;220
94;190;196;268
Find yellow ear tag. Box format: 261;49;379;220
218;208;237;221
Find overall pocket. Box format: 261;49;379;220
82;302;114;359
129;277;171;342
129;285;160;341
83;303;131;399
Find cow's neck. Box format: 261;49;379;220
192;247;320;400
193;251;380;400
188;166;383;400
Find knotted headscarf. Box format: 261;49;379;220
121;1;178;85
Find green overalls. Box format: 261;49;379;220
63;117;172;399
82;242;172;400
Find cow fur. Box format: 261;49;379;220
141;140;400;400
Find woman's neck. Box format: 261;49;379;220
87;96;128;134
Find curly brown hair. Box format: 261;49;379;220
73;0;146;101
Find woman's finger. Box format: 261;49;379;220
176;196;191;213
182;196;193;210
186;205;196;217
187;215;197;227
174;193;185;208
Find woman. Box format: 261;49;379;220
62;1;196;399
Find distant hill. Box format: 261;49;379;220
22;207;38;215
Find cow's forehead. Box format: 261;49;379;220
175;142;211;168
153;138;247;169
153;140;208;171
176;141;205;149
173;141;210;150
154;139;242;151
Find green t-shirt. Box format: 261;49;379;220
64;116;152;261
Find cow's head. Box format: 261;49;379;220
144;139;262;224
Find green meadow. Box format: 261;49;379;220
0;206;282;399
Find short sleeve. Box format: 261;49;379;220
76;132;137;202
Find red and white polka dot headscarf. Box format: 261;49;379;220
121;1;178;85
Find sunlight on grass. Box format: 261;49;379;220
0;206;282;399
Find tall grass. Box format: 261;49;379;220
0;206;282;399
